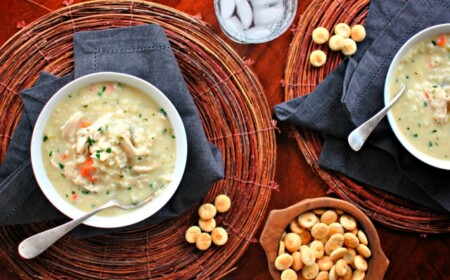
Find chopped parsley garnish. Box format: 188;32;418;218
87;137;96;147
81;189;90;195
160;108;167;116
431;40;437;46
106;147;112;153
83;104;88;108
58;163;64;169
97;86;106;97
43;135;48;142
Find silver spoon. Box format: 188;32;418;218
18;194;154;259
348;84;406;151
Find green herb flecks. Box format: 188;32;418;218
58;163;64;170
43;135;48;142
87;137;96;147
97;86;106;97
160;108;167;116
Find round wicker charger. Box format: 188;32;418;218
0;1;277;279
284;0;450;233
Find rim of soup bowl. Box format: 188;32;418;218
384;23;450;170
31;72;187;228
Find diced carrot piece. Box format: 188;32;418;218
80;120;92;128
87;175;96;183
80;157;96;178
84;158;94;166
437;35;447;47
72;193;78;200
61;153;68;160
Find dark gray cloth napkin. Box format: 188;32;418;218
275;0;450;213
0;24;224;237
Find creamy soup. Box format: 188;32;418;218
390;33;450;160
42;82;176;215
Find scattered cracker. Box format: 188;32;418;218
309;50;327;67
341;38;357;56
312;27;330;44
211;227;228;246
351;24;366;42
334;23;351;38
328;34;345;51
185;226;202;244
198;203;217;220
196;232;212;251
214;194;231;213
198;217;216;232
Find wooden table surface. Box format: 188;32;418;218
0;1;449;279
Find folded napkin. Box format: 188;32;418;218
275;0;450;212
0;24;224;237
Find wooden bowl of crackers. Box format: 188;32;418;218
260;197;388;280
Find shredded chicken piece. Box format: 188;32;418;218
430;87;450;124
120;129;149;157
61;111;84;142
132;165;155;173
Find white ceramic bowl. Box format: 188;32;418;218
31;72;187;228
384;23;450;170
214;0;298;44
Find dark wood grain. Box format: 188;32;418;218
0;1;448;279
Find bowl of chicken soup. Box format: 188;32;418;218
385;24;450;169
31;72;187;228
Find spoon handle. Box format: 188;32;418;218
18;200;116;259
348;85;406;151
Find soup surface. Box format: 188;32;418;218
42;82;176;215
390;33;450;160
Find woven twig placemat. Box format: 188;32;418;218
0;1;277;278
284;0;450;234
